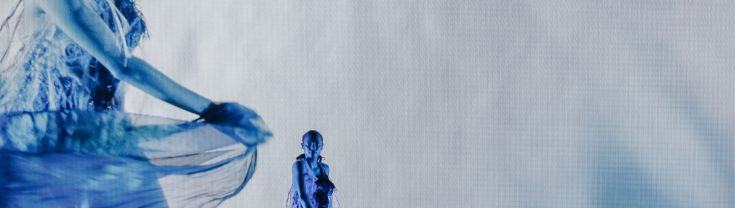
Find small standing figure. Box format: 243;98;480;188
291;130;336;208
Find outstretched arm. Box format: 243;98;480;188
34;0;212;114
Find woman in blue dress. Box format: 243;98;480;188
0;0;271;207
290;130;335;208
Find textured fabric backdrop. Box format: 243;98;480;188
3;0;735;207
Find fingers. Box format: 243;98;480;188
202;102;271;146
203;102;259;125
248;117;271;135
234;128;264;146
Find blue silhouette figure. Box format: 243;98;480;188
290;130;336;208
0;0;271;207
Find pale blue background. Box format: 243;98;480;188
4;0;734;207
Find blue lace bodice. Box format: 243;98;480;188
0;0;146;112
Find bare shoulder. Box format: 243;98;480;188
292;160;301;169
291;161;302;176
320;163;330;174
22;0;44;16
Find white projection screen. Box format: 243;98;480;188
1;0;733;207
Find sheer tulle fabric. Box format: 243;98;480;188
0;111;260;207
1;0;268;207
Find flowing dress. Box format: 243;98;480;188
289;156;335;208
0;0;270;207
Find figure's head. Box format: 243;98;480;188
301;130;323;158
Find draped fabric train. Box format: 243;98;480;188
0;0;268;207
0;111;260;207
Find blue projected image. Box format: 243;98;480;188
2;0;735;207
0;0;270;207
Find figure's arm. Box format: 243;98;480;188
322;163;330;175
35;0;211;114
293;161;313;208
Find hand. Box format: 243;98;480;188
199;102;272;146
